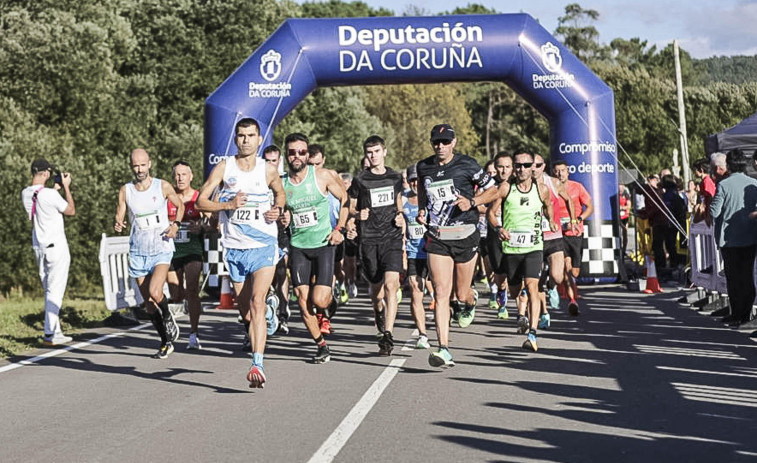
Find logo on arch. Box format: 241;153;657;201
540;42;562;73
260;50;282;82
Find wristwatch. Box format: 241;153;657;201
172;220;181;227
469;198;476;208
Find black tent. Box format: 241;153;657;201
705;111;757;155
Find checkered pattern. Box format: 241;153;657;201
580;220;619;278
203;232;227;288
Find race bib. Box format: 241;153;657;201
541;217;551;232
509;230;535;248
230;201;267;225
427;179;456;203
370;186;394;207
293;207;318;229
174;222;191;243
135;210;162;230
408;223;426;240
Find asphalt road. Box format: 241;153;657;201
1;285;756;463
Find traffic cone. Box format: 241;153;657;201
643;256;663;294
217;275;237;310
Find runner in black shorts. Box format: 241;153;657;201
416;123;498;367
348;135;404;356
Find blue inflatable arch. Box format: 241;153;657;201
205;14;620;281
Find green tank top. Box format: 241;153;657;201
284;165;332;249
501;181;544;254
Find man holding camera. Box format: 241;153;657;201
21;159;75;346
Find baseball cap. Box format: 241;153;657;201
430;124;455;142
31;158;52;175
406;164;418;181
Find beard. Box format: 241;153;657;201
288;159;306;174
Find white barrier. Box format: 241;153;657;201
98;233;143;311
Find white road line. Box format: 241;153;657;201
308;358;406;463
0;323;151;374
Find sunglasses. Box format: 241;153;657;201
514;162;534;169
432;139;453;146
534;163;544;168
287;149;308;157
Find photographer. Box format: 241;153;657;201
21;158;75;346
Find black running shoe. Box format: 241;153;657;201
378;331;394;356
152;342;174;359
313;344;331;364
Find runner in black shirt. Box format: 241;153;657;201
416;124;499;367
348;135;405;355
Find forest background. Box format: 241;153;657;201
2;0;756;297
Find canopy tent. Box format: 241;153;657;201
705;111;757;156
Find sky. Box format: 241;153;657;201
299;0;757;59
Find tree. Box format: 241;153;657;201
554;3;609;63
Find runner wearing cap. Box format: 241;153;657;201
416;123;499;367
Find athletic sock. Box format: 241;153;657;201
252;352;264;367
150;310;168;343
156;296;170;318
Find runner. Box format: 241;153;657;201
486;152;514;320
339;172;359;300
488;152;555;352
282;133;349;364
166;160;210;349
552;160;594;315
416;123;498;367
114;148;184;359
196;118;286;388
348;135;405;355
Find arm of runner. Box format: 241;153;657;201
556;180;577;233
264;163;286;223
114;185;127;233
416;174;428;226
162;180;184;239
196;160;245;213
578;185;594;221
394;179;405;228
538;182;557;232
322;168;347;245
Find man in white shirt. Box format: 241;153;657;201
21;159;75;346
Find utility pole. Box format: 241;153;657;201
674;40;691;185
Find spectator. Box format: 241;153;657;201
661;174;686;268
692;157;716;225
619;182;631;257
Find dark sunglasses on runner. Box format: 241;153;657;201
514;162;534;169
287;149;308;157
432;139;453;146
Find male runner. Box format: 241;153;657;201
403;164;431;349
348;135;405;355
486;152;514;320
552;160;594;315
416;123;498;367
196;118;285;388
283;133;349;364
114;149;184;359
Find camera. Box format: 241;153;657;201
52;168;63;186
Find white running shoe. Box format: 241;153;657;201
187;332;202;350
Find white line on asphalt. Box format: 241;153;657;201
307;358;406;463
0;323;151;374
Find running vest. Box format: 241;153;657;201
402;195;427;259
126;178;174;256
168;189;203;259
284;165;332;249
542;176;563;241
501;181;544;254
219;157;277;249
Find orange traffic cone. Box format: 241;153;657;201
217;275;237;310
643;256;663;294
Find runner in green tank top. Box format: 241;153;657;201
284;165;333;249
487;152;556;353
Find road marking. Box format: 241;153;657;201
0;323;151;374
308;358;406;463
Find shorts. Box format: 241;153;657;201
170;253;203;271
289;245;335;287
225;245;279;283
407;258;429;279
129;251;173;278
360;240;404;284
563;235;584;264
334;241;345;262
345;238;358;258
425;230;479;264
543;238;565;260
505;250;543;286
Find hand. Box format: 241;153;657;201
571;222;580;234
550;220;559;232
359;208;370;221
61;172;72;188
454;194;472;211
327;229;344;246
163;222;179;239
499;228;510;241
114;219;127;233
231;191;247;209
394;212;405;228
346;227;357;240
263;206;281;224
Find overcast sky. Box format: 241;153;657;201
299;0;757;59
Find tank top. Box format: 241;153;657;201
542;176;563;241
218;157;277;249
402;195;427;259
284;165;332;249
501;181;544;254
126;178;174;256
167;189;203;259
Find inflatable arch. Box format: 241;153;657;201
205;14;620;281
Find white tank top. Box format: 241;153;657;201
126;178;174;256
219;157;277;249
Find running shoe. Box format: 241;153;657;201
450;300;461;325
378;331;394;356
497;306;509;320
428;347;455;367
516;315;530;334
472;288;479;307
374;309;386;337
187;332;202;350
538;313;551;330
496;289;508;308
568;300;580;316
313;344;331;364
42;334;73;346
416;334;430;349
522;331;538;352
266;304;279;336
547;287;560;310
348;282;358;299
339;284;349;304
163;309;180;342
318;314;332;335
458;307;475;328
246;364;266;388
152;342;174;359
278;318;290;335
488;294;497;310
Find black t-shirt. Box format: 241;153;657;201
348;167;403;244
416;153;493;227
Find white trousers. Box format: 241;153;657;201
34;243;70;336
